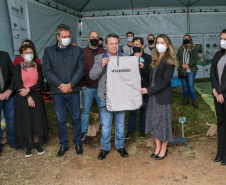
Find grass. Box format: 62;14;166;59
44;83;216;142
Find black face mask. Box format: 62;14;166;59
183;39;190;45
98;44;103;48
133;46;142;53
148;40;154;45
90;39;99;46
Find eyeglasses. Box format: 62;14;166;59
23;52;34;55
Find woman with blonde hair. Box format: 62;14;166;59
141;34;178;160
177;34;199;108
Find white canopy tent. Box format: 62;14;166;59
1;0;226;59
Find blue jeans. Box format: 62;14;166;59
99;98;125;151
52;92;81;147
182;72;197;100
81;87;102;133
128;95;148;133
0;97;15;150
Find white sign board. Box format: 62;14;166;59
7;0;30;55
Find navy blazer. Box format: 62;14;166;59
147;59;174;105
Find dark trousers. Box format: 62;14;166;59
214;98;226;159
53;92;81;147
127;95;149;133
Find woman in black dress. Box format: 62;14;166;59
14;44;48;157
141;34;178;160
210;29;226;165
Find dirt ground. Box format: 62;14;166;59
1;130;225;185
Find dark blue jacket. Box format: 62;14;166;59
42;43;85;94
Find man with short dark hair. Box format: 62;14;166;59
122;32;134;55
89;34;129;160
80;31;105;140
42;24;85;157
98;37;104;48
0;50;18;155
144;34;155;55
125;37;152;139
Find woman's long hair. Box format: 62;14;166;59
219;29;226;57
179;34;195;52
151;34;178;68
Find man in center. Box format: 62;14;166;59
89;34;128;160
125;37;152;139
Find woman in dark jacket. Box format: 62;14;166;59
14;44;48;157
177;34;199;108
141;34;178;160
210;29;226;165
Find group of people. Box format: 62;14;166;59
0;24;225;164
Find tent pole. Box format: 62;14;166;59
187;6;190;33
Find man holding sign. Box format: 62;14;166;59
89;34;129;160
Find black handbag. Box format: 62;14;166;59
178;68;187;79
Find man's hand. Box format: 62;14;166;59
82;86;86;90
141;88;148;95
139;62;144;69
101;58;110;68
19;88;30;97
3;90;12;100
0;93;6;101
58;83;72;94
134;53;141;58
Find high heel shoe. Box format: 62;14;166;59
155;149;168;160
150;151;160;158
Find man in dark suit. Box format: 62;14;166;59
42;24;85;157
0;51;17;155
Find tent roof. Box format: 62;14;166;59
52;0;226;12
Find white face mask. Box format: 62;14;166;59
24;54;34;62
60;37;71;47
220;40;226;49
156;44;167;53
127;37;133;42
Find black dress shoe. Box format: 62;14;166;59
214;156;223;162
125;132;134;139
75;145;83;155
221;160;226;165
57;146;69;157
0;149;2;156
150;152;160;158
117;148;129;157
98;150;109;160
155;149;168;160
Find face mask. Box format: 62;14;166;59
148;40;154;45
90;39;99;47
133;46;142;53
127;37;133;42
24;54;34;62
156;44;167;53
98;44;103;48
60;37;71;47
183;39;190;45
220;40;226;49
